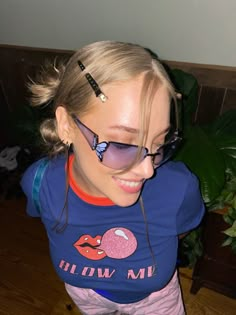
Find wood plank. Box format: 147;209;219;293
222;88;236;113
180;268;236;315
195;86;225;124
166;60;236;89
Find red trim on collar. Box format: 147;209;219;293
68;155;115;206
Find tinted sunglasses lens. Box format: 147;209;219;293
153;137;181;167
101;142;144;169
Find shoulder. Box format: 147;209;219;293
159;161;193;179
142;161;198;210
21;155;66;188
145;161;197;194
143;161;205;235
20;155;67;216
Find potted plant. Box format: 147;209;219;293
167;68;236;267
209;170;236;254
190;170;236;297
168;68;236;297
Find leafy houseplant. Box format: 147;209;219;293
209;170;236;254
168;68;236;267
170;69;236;203
7;103;53;156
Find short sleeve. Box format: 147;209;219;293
176;172;205;235
20;158;47;217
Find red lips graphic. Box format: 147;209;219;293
73;228;137;261
73;234;107;260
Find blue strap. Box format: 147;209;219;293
32;159;49;214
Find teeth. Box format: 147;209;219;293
118;179;141;188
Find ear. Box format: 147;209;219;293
55;106;74;144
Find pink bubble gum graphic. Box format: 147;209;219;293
98;228;137;259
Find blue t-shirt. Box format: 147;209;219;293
21;155;205;303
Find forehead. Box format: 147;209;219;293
82;74;170;135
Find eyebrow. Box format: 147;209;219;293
108;125;139;134
108;124;171;136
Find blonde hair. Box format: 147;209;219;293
29;41;176;156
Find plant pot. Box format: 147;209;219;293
191;211;236;298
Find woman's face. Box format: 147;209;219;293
69;74;170;207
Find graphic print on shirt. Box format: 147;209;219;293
73;227;137;260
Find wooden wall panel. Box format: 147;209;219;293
0;81;11;144
0;45;71;111
166;60;236;124
166;60;236;89
195;86;226;124
221;88;236;113
0;44;235;145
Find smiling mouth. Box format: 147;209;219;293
116;178;144;187
114;177;144;193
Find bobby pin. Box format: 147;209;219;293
78;60;107;103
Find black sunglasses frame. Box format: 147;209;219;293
72;115;182;169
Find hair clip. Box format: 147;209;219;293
77;60;107;103
85;73;107;102
78;60;85;71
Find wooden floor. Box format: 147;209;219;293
1;198;236;315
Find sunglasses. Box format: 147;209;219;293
72;115;182;170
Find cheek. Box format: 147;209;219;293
73;141;96;166
73;140;110;179
72;129;94;160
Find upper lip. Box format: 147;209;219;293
115;177;144;183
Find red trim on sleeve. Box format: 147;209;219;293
68;155;115;206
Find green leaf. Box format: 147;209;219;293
223;214;234;225
224;156;236;177
231;240;236;253
171;69;198;98
222;237;232;247
233;196;236;209
194;244;203;257
8;104;43;147
170;69;199;127
207;110;236;137
211;136;236;159
228;208;236;220
207;135;236;179
175;126;225;203
225;193;235;204
202;111;236;178
223;226;236;237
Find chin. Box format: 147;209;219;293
112;193;140;208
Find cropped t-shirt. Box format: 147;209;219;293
21;155;205;303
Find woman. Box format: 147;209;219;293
21;41;204;314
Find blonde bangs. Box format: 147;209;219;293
114;72;167;175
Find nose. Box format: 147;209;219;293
132;155;155;179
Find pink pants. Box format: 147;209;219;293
65;271;185;315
